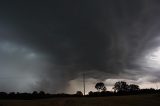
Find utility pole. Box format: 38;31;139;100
83;73;85;96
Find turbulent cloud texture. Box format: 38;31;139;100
0;0;160;93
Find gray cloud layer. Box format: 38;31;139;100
0;0;160;93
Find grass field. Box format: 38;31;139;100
0;95;160;106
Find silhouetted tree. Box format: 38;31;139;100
95;82;106;92
102;86;107;92
76;91;83;96
39;91;45;95
9;92;15;95
32;91;38;95
0;92;7;98
113;81;129;92
128;84;140;91
88;91;93;96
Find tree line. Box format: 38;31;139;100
0;81;160;99
95;81;139;92
88;81;160;97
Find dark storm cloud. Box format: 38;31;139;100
0;0;160;92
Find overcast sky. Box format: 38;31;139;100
0;0;160;93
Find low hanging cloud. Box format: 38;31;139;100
0;0;160;93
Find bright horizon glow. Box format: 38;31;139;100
67;78;160;94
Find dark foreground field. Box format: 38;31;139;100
0;95;160;106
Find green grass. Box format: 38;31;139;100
0;94;160;106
